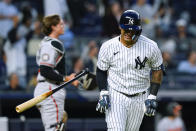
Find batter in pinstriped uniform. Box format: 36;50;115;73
34;15;78;131
96;10;164;131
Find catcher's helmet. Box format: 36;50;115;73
119;10;142;41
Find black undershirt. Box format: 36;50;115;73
40;65;64;82
96;67;108;91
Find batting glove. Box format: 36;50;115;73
96;90;110;113
144;95;158;117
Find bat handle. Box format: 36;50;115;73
84;68;89;74
52;68;89;93
76;68;89;76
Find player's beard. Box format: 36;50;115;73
124;34;132;41
123;33;135;46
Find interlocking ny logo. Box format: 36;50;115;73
135;56;148;69
125;16;134;25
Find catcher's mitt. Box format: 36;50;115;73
80;72;97;90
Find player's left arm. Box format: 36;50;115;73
149;43;164;97
145;43;164;116
150;69;163;96
145;68;163;117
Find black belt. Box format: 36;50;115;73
38;80;61;85
120;91;146;97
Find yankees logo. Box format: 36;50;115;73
135;56;148;69
125;16;134;25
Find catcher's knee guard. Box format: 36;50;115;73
62;111;68;123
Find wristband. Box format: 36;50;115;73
100;90;109;96
147;94;156;99
150;82;160;96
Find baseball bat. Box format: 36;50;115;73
16;68;89;113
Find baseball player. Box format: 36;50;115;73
156;102;186;131
96;10;164;131
157;102;186;131
34;14;78;131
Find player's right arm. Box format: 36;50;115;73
96;42;110;91
96;68;108;91
96;42;110;113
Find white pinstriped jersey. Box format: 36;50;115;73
97;35;163;95
36;36;65;81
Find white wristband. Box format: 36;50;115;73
147;94;156;99
100;90;109;96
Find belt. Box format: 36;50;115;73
120;91;146;97
38;80;61;85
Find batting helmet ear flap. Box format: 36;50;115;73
132;29;142;42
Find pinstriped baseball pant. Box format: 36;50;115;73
34;82;66;131
105;88;147;131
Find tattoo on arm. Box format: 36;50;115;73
151;70;163;84
149;70;163;96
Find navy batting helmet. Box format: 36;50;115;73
120;10;142;41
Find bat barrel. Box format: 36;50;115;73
16;91;52;113
16;101;35;113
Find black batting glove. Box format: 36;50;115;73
96;90;110;113
144;95;158;116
